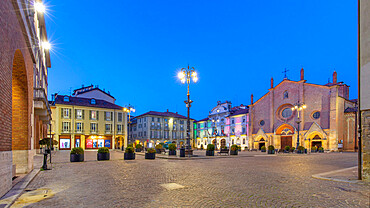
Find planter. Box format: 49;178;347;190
98;152;110;161
206;150;214;156
156;149;161;154
319;150;324;153
297;150;304;154
180;148;185;157
145;153;155;159
135;148;142;152
169;150;176;156
124;153;135;160
261;150;266;152
230;150;238;155
268;150;275;154
70;154;84;162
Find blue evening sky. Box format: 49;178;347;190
45;0;358;120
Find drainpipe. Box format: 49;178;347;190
357;0;362;180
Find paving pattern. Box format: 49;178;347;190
19;151;370;207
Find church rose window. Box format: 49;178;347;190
259;120;265;126
312;111;320;119
282;108;292;118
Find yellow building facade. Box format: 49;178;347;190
50;95;127;150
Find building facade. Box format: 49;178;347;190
130;110;194;148
0;0;51;197
194;101;249;150
249;69;357;151
50;95;127;151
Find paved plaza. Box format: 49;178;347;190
11;151;370;207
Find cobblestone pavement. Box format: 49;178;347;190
19;151;369;208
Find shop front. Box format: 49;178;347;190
59;135;71;150
85;135;112;149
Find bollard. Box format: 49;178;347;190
43;153;48;170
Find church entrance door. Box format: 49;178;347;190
258;142;265;150
281;136;292;149
312;141;322;149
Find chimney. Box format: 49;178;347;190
251;94;254;105
300;68;304;80
167;109;169;112
333;71;337;84
176;112;178;114
270;77;274;89
82;84;84;88
51;94;55;101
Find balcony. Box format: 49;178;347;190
74;129;85;134
105;130;112;134
90;130;99;134
61;129;71;134
33;87;51;122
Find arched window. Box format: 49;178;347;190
63;96;69;102
90;99;96;104
283;91;288;99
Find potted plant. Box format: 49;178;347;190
268;145;275;154
168;143;176;156
237;145;242;151
297;146;305;154
261;146;266;152
97;147;110;161
135;144;142;152
290;147;295;153
206;144;215;156
318;147;324;153
70;147;84;162
145;148;156;159
155;144;163;154
284;146;290;153
311;146;317;153
230;144;238;155
124;146;135;160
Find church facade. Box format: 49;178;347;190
248;69;357;152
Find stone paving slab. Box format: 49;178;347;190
13;152;370;207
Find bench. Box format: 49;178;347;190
217;149;229;155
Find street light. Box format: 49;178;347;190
291;102;307;149
124;105;135;150
178;65;198;156
212;119;219;150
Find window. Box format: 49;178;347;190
282;108;292;118
117;124;122;133
62;122;70;132
105;112;112;121
90;110;98;120
76;109;83;119
144;131;146;137
139;118;141;123
232;119;235;124
312;111;320;119
260;120;265;126
144;117;146;122
118;112;123;122
243;118;246;123
62;108;70;119
198;124;200;128
64;96;69;102
283;91;289;99
180;120;184;124
144;123;146;128
105;124;112;132
173;125;176;131
150;131;153;138
90;123;97;132
243;139;246;144
242;127;246;134
152;117;154;121
76;122;82;132
157;118;160;122
173;132;177;139
91;99;96;104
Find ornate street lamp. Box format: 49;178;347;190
124;105;135;149
291;102;307;149
178;66;198;155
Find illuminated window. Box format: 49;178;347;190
313;111;320;119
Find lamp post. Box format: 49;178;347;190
178;66;198;156
124;105;135;150
212;119;219;150
291;102;307;149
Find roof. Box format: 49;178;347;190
196;118;209;122
344;107;358;113
52;95;123;110
72;85;115;99
229;108;249;116
135;111;195;120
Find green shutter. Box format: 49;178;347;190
82;110;85;119
75;109;77;119
89;110;92;120
111;112;113;121
82;123;84;132
69;109;71;118
104;111;106;121
61;108;63;118
97;123;98;133
97;111;99;120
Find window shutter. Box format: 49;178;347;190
96;123;98;132
97;111;99;120
82;110;85;119
61;108;63;118
69;109;71;118
104;112;106;121
75;109;77;119
82;123;84;132
111;112;113;121
89;110;92;120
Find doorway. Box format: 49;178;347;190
281;136;292;149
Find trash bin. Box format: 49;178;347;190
304;149;307;154
180;148;185;157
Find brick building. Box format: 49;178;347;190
248;69;356;152
0;0;51;197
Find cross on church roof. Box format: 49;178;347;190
282;68;289;79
